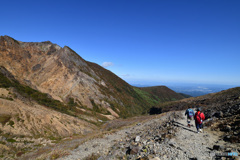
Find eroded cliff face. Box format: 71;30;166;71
0;36;118;117
0;96;96;137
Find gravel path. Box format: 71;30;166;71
170;111;218;160
58;111;238;160
59;112;172;160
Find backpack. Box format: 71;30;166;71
195;112;203;124
188;109;194;117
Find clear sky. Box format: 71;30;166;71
1;0;240;86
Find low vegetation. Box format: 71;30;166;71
0;69;108;123
0;70;75;117
133;87;160;106
0;115;11;126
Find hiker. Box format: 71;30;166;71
185;108;194;127
194;108;205;133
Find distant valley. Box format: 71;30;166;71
132;83;238;97
168;84;237;97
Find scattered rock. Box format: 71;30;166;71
149;157;160;160
55;111;240;160
213;145;224;151
130;146;141;155
92;144;99;148
225;125;231;132
135;136;141;142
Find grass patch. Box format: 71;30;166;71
0;141;6;145
8;120;14;128
133;87;159;105
0;115;11;126
0;72;12;88
7;138;16;143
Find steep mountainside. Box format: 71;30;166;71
0;66;97;157
86;62;151;116
0;36;106;109
0;66;97;136
0;36;152;118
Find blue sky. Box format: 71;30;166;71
1;0;240;86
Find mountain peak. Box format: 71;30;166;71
0;35;57;45
0;35;21;46
0;36;152;118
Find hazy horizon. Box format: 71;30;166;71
129;81;238;87
129;80;239;97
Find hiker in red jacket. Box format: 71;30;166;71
194;108;205;133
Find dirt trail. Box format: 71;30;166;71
30;110;239;160
171;111;220;160
58;112;173;160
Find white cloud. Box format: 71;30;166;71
102;62;114;67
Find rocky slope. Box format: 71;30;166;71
0;66;97;158
20;111;239;160
155;87;240;145
0;35;184;119
0;36;118;116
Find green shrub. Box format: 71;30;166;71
7;138;16;143
0;73;12;88
0;71;76;117
0;115;11;126
8;120;14;128
133;87;159;105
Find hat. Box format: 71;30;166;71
196;108;201;111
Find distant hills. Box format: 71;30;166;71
138;86;188;101
133;83;237;97
168;84;238;97
153;86;240;114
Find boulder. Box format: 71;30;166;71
213;145;225;151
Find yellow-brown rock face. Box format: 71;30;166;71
0;36;118;117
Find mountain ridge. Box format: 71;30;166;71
0;35;185;118
0;35;120;115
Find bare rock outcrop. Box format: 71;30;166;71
0;36;119;117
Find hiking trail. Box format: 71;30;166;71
56;110;238;160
